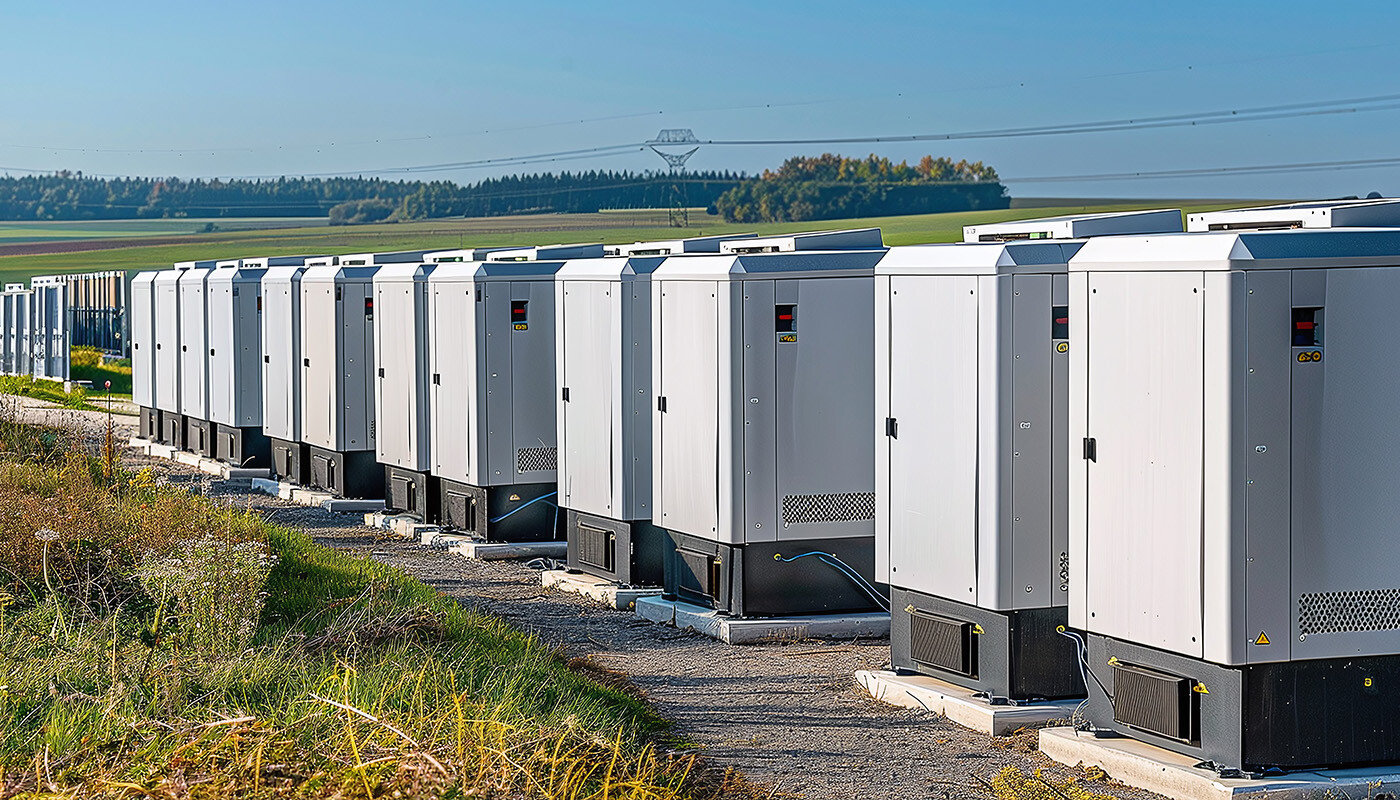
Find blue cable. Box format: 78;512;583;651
774;550;891;611
489;491;559;524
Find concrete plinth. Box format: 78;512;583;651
196;460;270;480
1039;726;1400;800
444;538;567;561
173;450;202;467
320;498;384;513
365;512;434;539
634;597;890;644
251;478;297;500
541;570;662;611
856;670;1077;736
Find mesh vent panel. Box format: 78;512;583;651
1299;588;1400;636
909;611;976;676
1112;663;1196;743
781;492;876;525
516;446;557;473
575;524;614;572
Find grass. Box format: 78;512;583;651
0;218;326;244
0;419;764;799
0;375;97;411
0;201;1264;286
70;346;132;397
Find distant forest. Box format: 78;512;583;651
714;154;1008;222
0;171;746;223
0;156;1006;223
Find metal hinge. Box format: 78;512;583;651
885;417;898;438
562;387;570;402
1083;437;1097;462
657;396;667;413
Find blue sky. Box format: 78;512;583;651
1;0;1397;198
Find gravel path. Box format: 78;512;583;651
69;410;1158;800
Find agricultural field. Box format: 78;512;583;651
0;217;325;244
0;201;1263;286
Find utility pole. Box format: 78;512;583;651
649;129;700;228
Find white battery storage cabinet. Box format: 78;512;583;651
875;210;1183;702
1068;225;1400;771
370;257;438;519
2;284;31;378
130;271;160;439
205;258;286;466
261;257;329;484
555;234;757;587
29;276;68;382
299;260;381;498
178;263;218;456
650;229;887;617
426;244;605;540
1186;197;1400;232
154;261;216;448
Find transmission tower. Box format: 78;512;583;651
649;129;700;227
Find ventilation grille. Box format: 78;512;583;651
1299;588;1400;636
781;492;876;525
575;523;614;573
1112;663;1197;743
909;611;976;676
676;549;719;603
516;446;557;473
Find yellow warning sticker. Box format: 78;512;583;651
1056;342;1069;353
1254;631;1271;645
1193;682;1210;694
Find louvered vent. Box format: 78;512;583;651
781;492;876;525
1111;663;1197;743
1299;588;1400;636
909;611;976;676
575;523;614;572
517;446;557;473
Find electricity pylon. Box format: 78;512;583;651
649;129;700;227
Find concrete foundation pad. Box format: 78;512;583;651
127;436;151;450
289;487;333;505
223;467;272;480
445;538;567;561
634;597;890;644
173;450;203;467
541;570;663;611
320;498;385;513
250;478;299;500
364;512;433;538
855;670;1077;736
1039;726;1400;800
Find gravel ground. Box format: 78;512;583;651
33;402;1159;800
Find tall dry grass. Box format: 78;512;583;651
0;419;772;800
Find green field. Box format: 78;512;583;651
0;202;1259;286
0;217;326;244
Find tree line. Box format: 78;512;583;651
0;156;1007;224
0;171;745;222
713;154;1008;223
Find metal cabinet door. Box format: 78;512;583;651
656;280;720;538
429;281;476;484
300;281;339;449
1085;270;1205;657
560;280;617;516
261;276;300;441
508;279;558;483
178;273;208;418
375;280;416;467
887;274;979;599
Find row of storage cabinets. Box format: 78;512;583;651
130;199;1400;772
